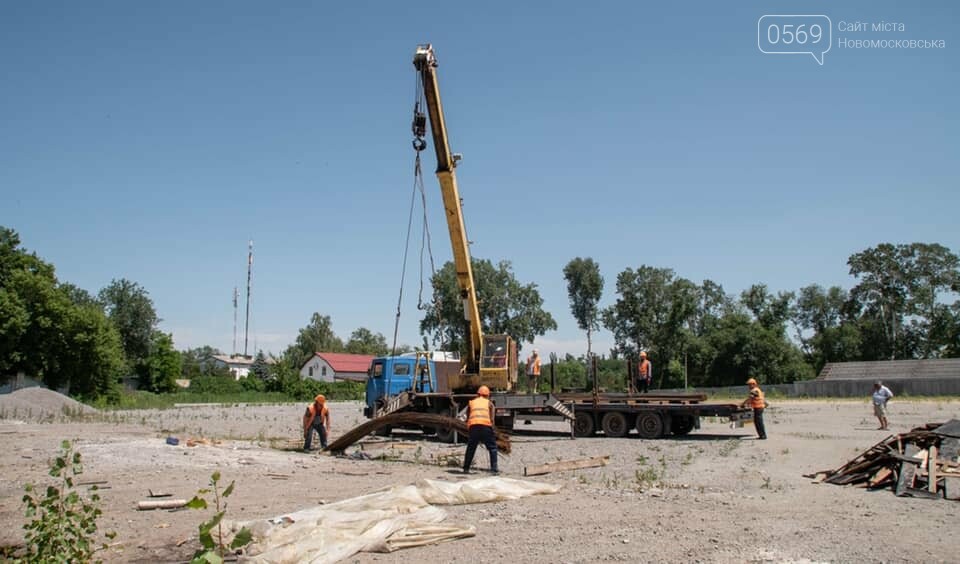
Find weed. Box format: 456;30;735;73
761;476;772;489
19;440;115;563
780;448;790;455
577;474;588;484
634;467;659;489
681;451;694;466
718;440;741;457
187;471;252;563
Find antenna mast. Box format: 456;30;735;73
244;240;253;358
232;286;239;357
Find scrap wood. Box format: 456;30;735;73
523;455;610;477
816;422;960;500
326;412;511;455
137;499;188;510
147;489;172;498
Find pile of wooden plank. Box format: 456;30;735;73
809;420;960;500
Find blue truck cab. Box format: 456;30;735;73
363;355;436;418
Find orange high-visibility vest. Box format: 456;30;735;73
467;397;493;428
638;360;651;380
305;403;329;428
527;355;541;376
748;387;765;410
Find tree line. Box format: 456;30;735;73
3;223;957;399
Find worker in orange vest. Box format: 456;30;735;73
740;378;767;440
526;349;542;393
462;385;498;474
636;351;652;394
303;394;331;450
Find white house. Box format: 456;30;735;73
211;355;255;380
300;352;375;383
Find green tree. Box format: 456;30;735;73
143;332;182;393
848;242;960;359
345;327;389;356
251;350;270;380
601;266;699;388
563;257;604;358
419;258;557;355
791;284;861;372
0;227;123;397
98;278;159;374
180;346;223;379
284;313;344;369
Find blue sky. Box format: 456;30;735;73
2;1;956;359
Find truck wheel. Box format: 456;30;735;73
636;413;664;439
671;415;695;436
573;412;595;437
601;412;629;438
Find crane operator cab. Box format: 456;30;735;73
479;334;517;390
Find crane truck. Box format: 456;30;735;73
363;44;751;440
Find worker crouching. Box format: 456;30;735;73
462;385;498;474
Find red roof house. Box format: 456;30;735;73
300;352;375;383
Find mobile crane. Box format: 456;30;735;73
362;44;574;437
412;43;517;392
362;45;750;440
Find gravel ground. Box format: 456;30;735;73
1;397;958;562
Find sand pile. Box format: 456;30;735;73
0;387;98;420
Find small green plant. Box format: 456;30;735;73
20;440;115;563
634;466;659;489
187;471;252;563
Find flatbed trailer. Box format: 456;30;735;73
557;391;753;438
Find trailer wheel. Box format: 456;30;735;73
435;426;458;443
601;412;629;438
636;413;664;439
671;415;696;436
573;412;595;437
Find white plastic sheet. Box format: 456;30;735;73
226;477;560;564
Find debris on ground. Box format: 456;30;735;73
224;477;559;563
325;412;512;454
524;455;610;476
809;420;960;500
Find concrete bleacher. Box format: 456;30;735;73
817;359;960;381
803;359;960;397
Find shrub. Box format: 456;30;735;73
19;440;114;562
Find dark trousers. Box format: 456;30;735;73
304;420;327;450
635;378;650;394
753;408;766;439
463;425;498;472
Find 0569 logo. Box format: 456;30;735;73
758;15;832;65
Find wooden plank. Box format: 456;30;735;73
524;455;610;477
896;444;920;496
944;477;960;501
137;499;188;510
939;438;960;462
928;446;938;494
868;467;893;487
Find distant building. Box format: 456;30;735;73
211;355;256;380
300;352;375;383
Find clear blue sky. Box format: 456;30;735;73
2;1;956;360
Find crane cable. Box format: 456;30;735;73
391;72;445;355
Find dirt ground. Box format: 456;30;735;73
1;395;958;563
